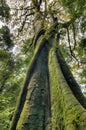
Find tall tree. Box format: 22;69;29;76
9;0;86;130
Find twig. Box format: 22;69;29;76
66;27;79;66
66;27;72;54
19;12;34;32
72;23;76;51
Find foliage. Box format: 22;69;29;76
0;26;13;49
61;0;85;19
0;0;10;21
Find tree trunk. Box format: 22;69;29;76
10;32;86;130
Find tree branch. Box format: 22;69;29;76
72;23;76;51
19;12;34;32
66;27;79;66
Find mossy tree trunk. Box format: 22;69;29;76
10;32;86;130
